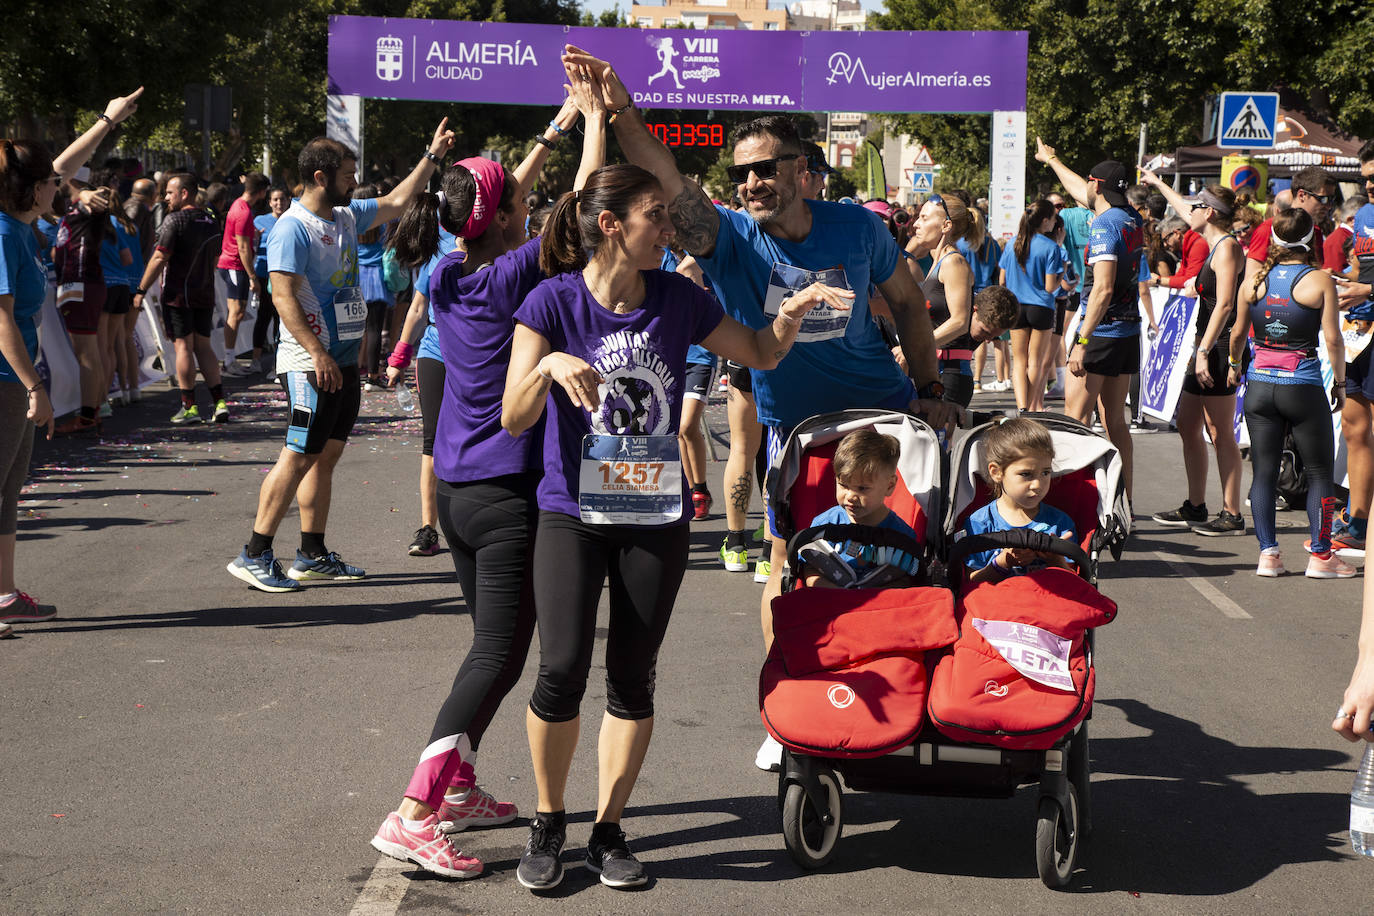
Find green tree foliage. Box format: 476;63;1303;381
871;0;1374;200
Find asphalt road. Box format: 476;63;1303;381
2;372;1368;915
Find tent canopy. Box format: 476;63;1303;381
1174;96;1366;180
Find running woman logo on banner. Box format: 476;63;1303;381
763;263;851;343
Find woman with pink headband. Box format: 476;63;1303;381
369;71;606;879
385;101;579;559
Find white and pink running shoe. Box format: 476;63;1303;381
437;785;518;834
370;811;482;879
1256;550;1285;578
1306;551;1358;579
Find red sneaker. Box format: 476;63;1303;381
692;490;712;520
437;785;518;833
370;811;482;879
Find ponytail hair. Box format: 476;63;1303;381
1252;207;1316;299
387;163;520;269
1202;184;1236;230
1014;199;1056;268
934;194;974;245
539;163;662;276
965;204;987;252
388;166;477;269
0;138;55;214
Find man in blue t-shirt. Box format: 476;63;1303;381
1036;140;1144;502
227;122;455;593
569;47;959;650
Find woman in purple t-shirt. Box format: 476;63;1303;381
501;162;849;891
369;72;607;881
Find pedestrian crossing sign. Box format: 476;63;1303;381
1217;92;1279;150
912;171;934;193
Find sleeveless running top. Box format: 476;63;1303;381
1252;264;1320;354
1193;235;1242;349
923;251;975;355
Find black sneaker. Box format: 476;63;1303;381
516;811;566;892
586;822;647;889
1152;500;1207;527
408;525;441;557
1192;511;1246;537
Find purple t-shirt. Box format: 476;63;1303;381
516;268;725;522
430;237;546;483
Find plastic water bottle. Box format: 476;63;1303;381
395;385;415;412
1351;743;1374;856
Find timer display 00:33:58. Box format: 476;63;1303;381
646;122;724;147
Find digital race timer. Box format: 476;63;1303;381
646;122;724;147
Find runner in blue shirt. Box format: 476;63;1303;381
1036;138;1144;503
565;46;959;660
227;120;457;593
0;86;144;627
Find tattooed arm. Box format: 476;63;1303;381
563;45;721;257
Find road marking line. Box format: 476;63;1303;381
349;855;410;916
1153;551;1253;619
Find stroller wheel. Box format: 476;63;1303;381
781;769;843;869
1035;783;1080;889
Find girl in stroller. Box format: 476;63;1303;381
963;417;1078;583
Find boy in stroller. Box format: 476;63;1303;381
800;429;921;589
962;417;1078;584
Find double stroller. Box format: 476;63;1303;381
758;410;1129;888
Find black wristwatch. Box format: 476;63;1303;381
917;381;946;401
422;150;441;165
534;135;556;150
133;286;145;296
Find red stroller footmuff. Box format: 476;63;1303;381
760;586;957;758
928;566;1117;750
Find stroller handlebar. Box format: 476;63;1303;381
945;528;1090;573
786;523;927;577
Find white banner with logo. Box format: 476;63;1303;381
989;110;1026;242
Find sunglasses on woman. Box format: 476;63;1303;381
927;193;952;221
726;154;800;185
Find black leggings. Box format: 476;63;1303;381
1243;380;1335;552
417;357;445;457
425;475;539;750
529;513;690;723
251;288;279;352
362;299;389;377
940;369;975;409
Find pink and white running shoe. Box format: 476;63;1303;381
437;785;519;834
370;811;482;879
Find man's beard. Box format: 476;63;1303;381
748;185;793;227
326;183;352;207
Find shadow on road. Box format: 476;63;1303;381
20;585;467;634
409;697;1358;894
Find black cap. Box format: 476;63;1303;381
802;141;836;176
1088;160;1129;207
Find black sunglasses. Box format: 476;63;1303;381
927;193;952;221
1299;189;1333;204
1191;202;1209;212
726;154;800;185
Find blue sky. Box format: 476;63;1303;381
577;0;887;19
